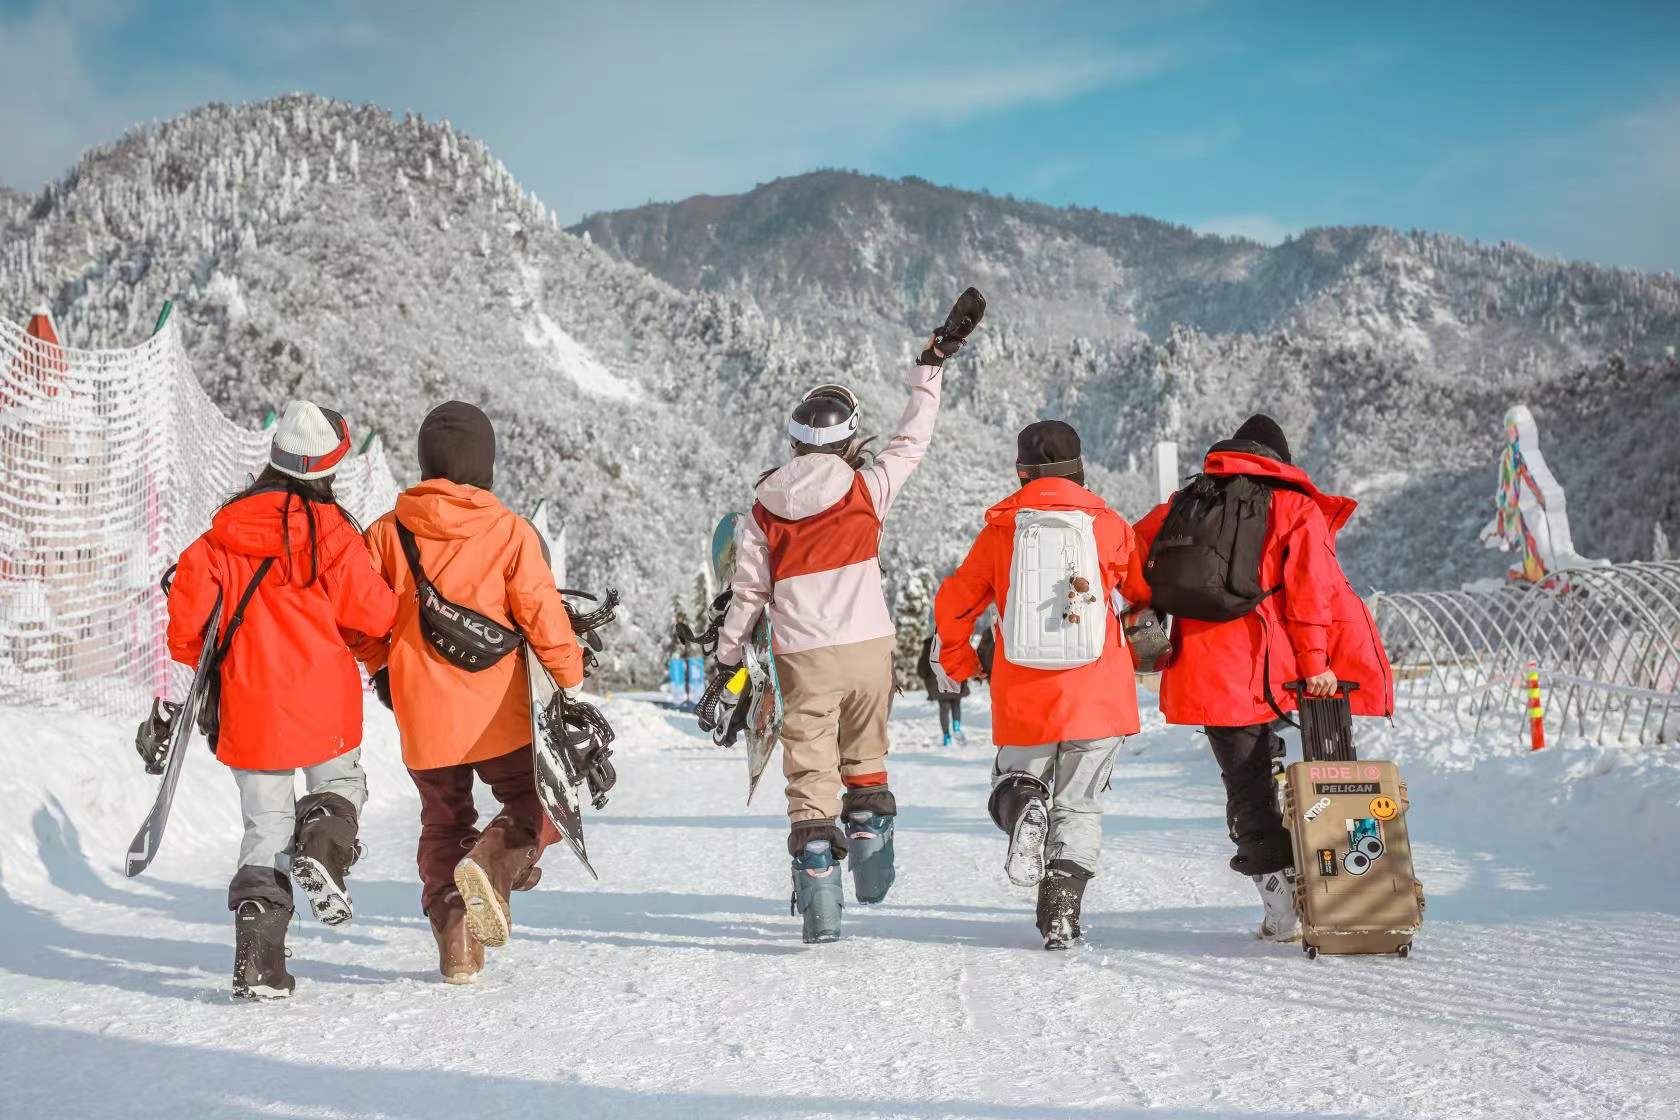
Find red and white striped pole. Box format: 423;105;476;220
1526;660;1545;751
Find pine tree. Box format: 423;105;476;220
891;566;937;690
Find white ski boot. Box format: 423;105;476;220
1252;868;1300;943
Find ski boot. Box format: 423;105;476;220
953;719;967;746
842;788;896;905
232;899;295;1000
290;792;360;927
941;732;953;748
1252;868;1300;943
990;772;1051;887
789;823;844;944
1036;860;1092;951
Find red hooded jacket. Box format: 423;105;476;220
935;478;1151;747
1131;451;1394;727
166;491;399;770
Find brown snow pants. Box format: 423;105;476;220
407;745;557;915
776;636;895;825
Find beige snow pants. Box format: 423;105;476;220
775;636;895;824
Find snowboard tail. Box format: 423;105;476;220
125;599;223;878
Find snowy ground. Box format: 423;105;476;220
2;690;1678;1120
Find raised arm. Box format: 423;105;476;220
860;362;944;520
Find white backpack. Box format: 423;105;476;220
1000;509;1108;670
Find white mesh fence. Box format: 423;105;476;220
0;313;399;719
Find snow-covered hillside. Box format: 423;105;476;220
2;696;1676;1118
4;98;1678;682
576;171;1680;589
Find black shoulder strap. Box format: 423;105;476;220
396;521;427;585
213;556;275;665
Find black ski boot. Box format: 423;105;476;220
233;900;295;1000
990;773;1051;887
291;792;360;927
1035;860;1092;951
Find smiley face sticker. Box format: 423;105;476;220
1369;795;1399;822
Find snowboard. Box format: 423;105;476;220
525;643;598;880
709;513;784;805
125;599;223;878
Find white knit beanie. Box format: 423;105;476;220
270;400;351;481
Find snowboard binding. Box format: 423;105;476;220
545;694;618;809
562;588;621;678
931;287;987;356
134;698;181;775
674;589;732;658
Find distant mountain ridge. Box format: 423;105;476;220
574;170;1680;586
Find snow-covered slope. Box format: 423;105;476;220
2;696;1676;1118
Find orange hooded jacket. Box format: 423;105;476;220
166;491;398;771
1131;450;1395;727
359;479;585;771
934;478;1151;747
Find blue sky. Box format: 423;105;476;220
3;0;1677;271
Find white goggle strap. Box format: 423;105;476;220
787;413;859;447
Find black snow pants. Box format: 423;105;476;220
1204;723;1293;877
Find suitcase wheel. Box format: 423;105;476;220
1397;943;1411;959
1304;944;1319;960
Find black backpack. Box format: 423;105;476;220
1144;473;1280;622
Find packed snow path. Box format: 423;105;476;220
2;694;1677;1119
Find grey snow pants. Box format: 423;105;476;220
227;748;367;910
992;737;1123;875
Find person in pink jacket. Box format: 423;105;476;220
702;289;985;943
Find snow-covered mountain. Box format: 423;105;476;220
0;97;860;679
575;171;1680;588
4;99;1676;688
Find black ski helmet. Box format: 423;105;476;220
787;384;861;458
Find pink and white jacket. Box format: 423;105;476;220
717;363;944;664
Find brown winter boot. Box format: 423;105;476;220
453;816;539;949
427;889;483;984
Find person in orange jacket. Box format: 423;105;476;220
934;421;1150;949
357;401;585;984
165;400;398;999
1130;414;1394;943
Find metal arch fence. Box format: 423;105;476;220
1371;561;1680;745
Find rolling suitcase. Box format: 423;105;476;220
1281;683;1424;958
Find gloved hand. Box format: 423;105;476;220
920;287;987;366
563;682;587;703
695;659;742;733
370;667;393;711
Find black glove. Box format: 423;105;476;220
695;660;742;733
920;287;987;365
370;667;393;710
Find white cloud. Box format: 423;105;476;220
1194;213;1293;244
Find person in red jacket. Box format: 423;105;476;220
934;421;1150;949
1131;414;1393;943
165;401;398;999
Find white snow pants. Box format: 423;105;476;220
992;737;1123;874
230;749;367;874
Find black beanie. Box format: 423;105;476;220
1230;413;1291;464
418;401;496;490
1016;420;1084;485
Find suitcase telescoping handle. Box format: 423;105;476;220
1285;680;1360;763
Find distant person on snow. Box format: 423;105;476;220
1130;414;1394;944
916;632;968;747
699;287;984;944
934;421;1150;949
356;402;586;984
164;401;398;1000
